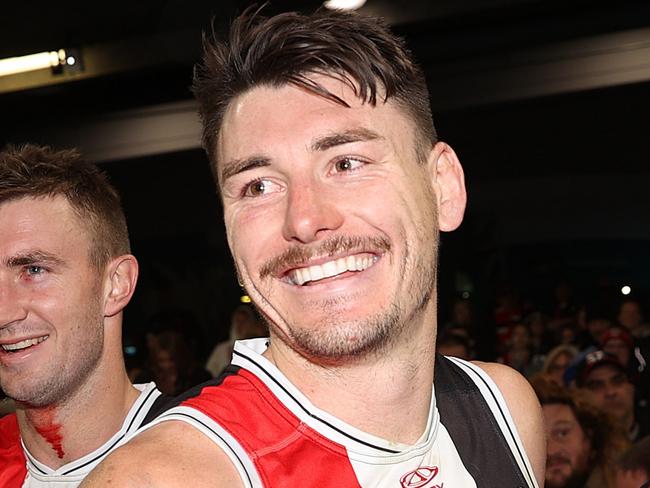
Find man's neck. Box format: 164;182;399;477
264;309;438;444
16;373;139;469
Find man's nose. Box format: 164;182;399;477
604;381;619;398
546;437;560;456
282;182;344;244
0;279;27;329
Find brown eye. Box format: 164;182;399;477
333;157;363;173
248;180;266;196
336;159;352;171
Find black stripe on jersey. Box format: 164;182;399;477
435;355;531;488
29;458;47;474
233;349;400;454
146;365;242;422
160;411;254;487
451;358;535;487
59;387;159;476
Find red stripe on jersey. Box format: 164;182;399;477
0;414;27;488
181;369;362;488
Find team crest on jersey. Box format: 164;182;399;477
399;466;443;488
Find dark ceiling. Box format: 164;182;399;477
3;0;650;118
2;0;650;342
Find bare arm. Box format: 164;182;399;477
474;361;546;488
81;421;244;488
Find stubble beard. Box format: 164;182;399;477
285;235;438;363
5;302;105;408
546;470;590;488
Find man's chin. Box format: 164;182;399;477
546;470;590;488
546;472;570;488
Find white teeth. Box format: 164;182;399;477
288;255;378;285
311;266;324;281
322;261;337;277
2;335;48;352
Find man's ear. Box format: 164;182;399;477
427;141;467;232
103;255;139;318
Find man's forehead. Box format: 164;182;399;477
215;80;405;181
544;404;579;426
0;195;91;250
223;79;379;129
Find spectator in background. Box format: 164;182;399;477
614;436;650;488
579;304;614;350
525;311;553;356
556;322;579;348
598;326;648;412
576;350;650;443
205;304;267;377
541;344;579;386
493;283;524;356
439;297;479;358
548;280;580;330
436;330;472;360
497;323;542;377
618;298;650;340
443;297;476;334
600;327;634;369
135;309;212;395
532;377;629;488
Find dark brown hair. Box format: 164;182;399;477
0;144;130;269
531;376;629;476
193;7;436;181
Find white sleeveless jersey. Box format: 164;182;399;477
21;382;161;488
134;339;539;487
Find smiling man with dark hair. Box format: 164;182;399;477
83;8;544;487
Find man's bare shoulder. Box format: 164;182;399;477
81;420;244;488
471;360;545;487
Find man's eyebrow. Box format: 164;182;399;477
553;420;573;427
220;156;271;183
310;127;383;152
219;128;381;182
6;251;65;268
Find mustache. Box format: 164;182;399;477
547;454;570;468
259;235;391;279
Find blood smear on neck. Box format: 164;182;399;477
32;406;65;459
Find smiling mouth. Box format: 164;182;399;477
287;253;378;286
1;335;49;353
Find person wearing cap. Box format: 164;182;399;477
601;327;635;371
577;350;650;443
600;325;650;410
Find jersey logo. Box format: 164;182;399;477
399;466;442;488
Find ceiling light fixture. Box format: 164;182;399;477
0;49;68;77
323;0;367;11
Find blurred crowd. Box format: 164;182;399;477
438;279;650;488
